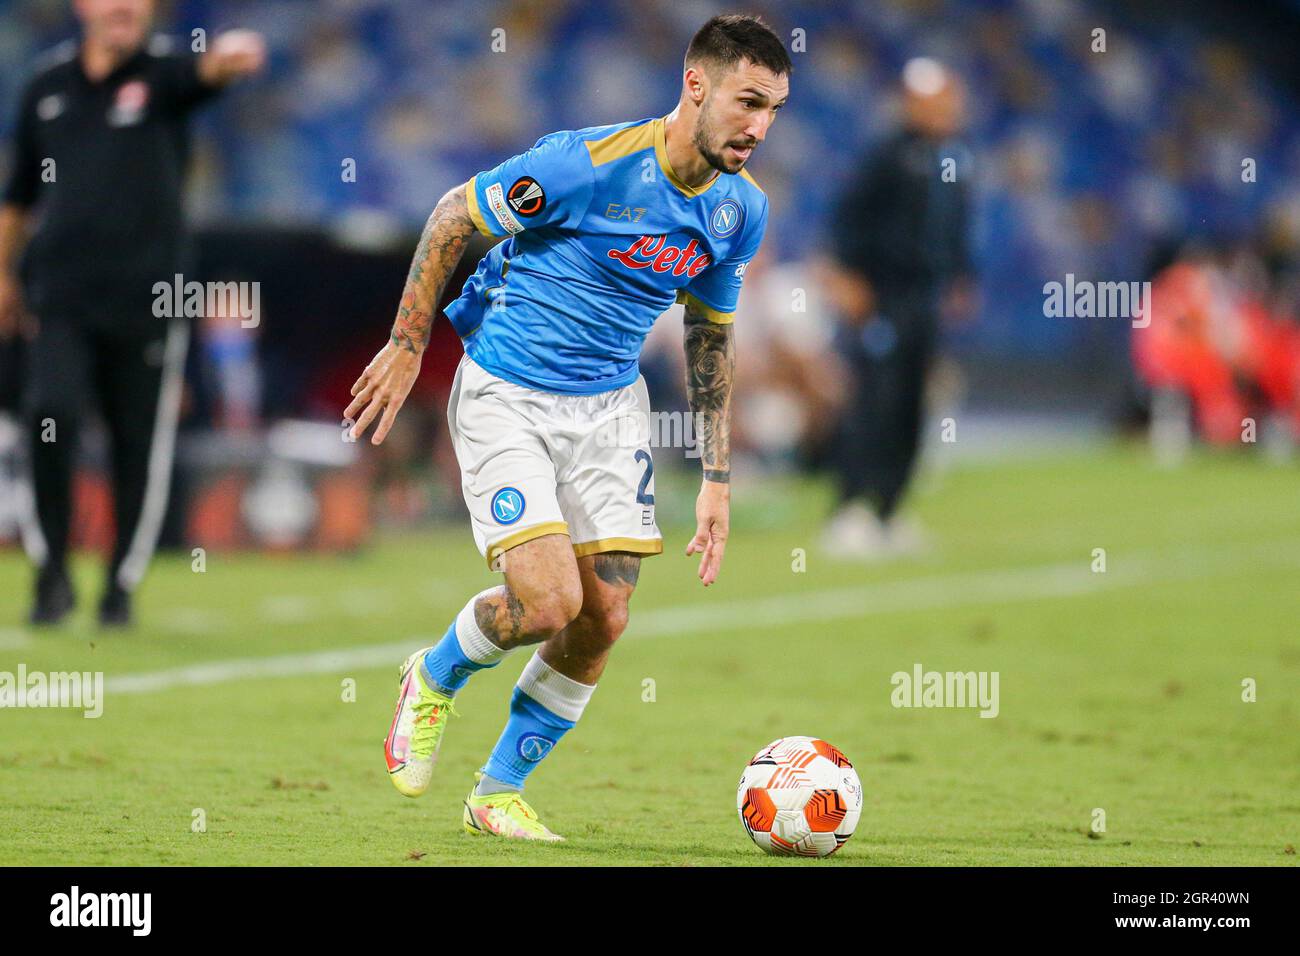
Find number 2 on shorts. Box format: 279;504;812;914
634;449;655;505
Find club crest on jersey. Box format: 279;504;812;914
709;199;743;238
607;235;712;277
108;79;149;127
507;176;546;217
490;487;526;525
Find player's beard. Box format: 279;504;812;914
692;99;753;175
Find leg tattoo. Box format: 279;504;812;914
591;553;641;588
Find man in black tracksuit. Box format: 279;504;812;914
823;58;973;557
0;0;263;626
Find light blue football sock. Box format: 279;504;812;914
420;590;510;696
481;688;577;788
480;652;595;789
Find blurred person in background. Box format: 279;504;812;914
199;273;263;435
1135;241;1300;459
731;248;846;470
0;0;265;627
640;247;846;473
821;57;975;559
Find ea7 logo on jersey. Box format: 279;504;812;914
507;177;546;216
604;202;647;223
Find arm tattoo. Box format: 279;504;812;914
683;299;735;483
592;553;641;588
391;183;477;354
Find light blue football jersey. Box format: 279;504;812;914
446;115;769;395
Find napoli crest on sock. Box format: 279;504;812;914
517;733;556;762
451;663;476;682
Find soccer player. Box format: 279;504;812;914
347;15;790;840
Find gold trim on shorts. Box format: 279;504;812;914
572;537;665;559
486;522;570;570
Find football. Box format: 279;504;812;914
737;736;863;857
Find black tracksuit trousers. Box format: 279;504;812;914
23;314;187;592
833;305;937;521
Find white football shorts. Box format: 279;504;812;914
447;355;663;570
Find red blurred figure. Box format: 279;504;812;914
1134;251;1300;447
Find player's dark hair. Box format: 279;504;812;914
685;14;793;79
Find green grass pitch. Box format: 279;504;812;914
1;445;1298;866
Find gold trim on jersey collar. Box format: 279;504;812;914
586;121;657;167
653;116;720;199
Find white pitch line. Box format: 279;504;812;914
259;594;316;623
103;539;1300;696
155;607;228;636
634;539;1300;637
105;641;419;694
632;560;1100;638
0;628;33;650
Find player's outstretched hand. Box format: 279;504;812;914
345;341;422;446
687;480;730;587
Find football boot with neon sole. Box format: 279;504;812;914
462;773;564;842
384;648;458;797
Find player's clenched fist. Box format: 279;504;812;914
345;341;422;445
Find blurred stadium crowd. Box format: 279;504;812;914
2;0;1298;546
6;0;1299;355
